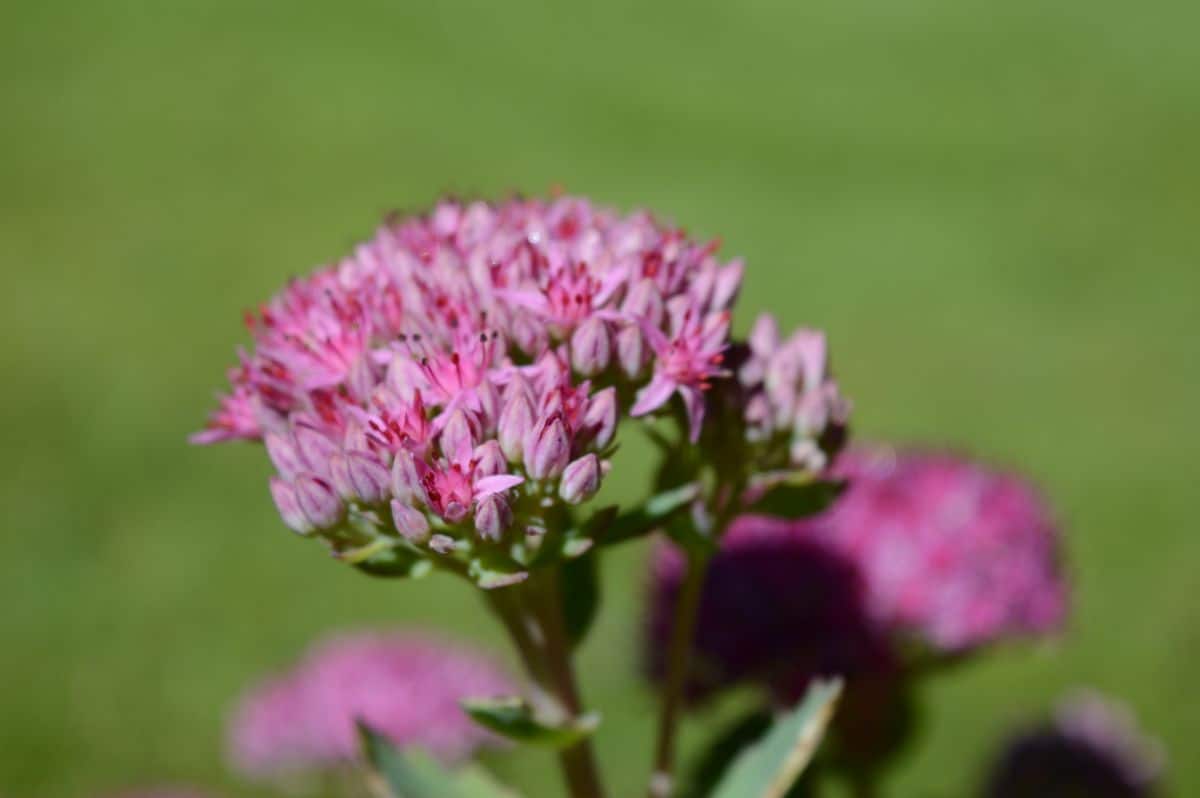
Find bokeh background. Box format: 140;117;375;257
3;0;1197;795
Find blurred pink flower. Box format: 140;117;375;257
815;444;1068;652
228;631;515;780
645;444;1067;701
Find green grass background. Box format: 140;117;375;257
2;0;1197;795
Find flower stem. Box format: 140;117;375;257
647;549;711;798
487;573;606;798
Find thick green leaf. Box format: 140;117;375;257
560;551;600;649
602;482;701;546
685;708;773;798
357;722;516;798
747;480;844;520
711;679;843;798
461;696;599;748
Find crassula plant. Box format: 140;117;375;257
192;194;877;798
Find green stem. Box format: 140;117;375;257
647;549;711;798
486;573;606;798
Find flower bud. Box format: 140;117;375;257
294;474;343;529
429;534;457;555
559;454;601;505
497;392;535;463
525;413;571;480
293;423;338;479
570;317;611;376
622;278;664;327
616;324;646;379
391;499;431;543
473;440;507;479
269;477;313;535
511;313;548;356
345;450;390;504
582;387;618;450
391;449;422;502
474;493;513;542
440;408;475;459
265;431;305;480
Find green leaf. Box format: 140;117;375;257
685;708;773;798
461;696;600;748
747;480;844;520
711;678;843;798
357;722;516;798
601;482;701;547
560;551;600;649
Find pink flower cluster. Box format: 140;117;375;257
645;445;1066;700
228;631;515;779
738;314;849;472
194;196;742;552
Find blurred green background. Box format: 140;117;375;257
2;0;1197;795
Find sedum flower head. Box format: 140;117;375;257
228;631;514;780
982;689;1165;798
645;444;1066;701
814;444;1068;652
194;196;747;579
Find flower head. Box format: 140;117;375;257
194;196;750;576
816;445;1068;652
644;444;1067;702
228;631;515;780
982;689;1165;798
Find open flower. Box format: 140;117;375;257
228;631;515;780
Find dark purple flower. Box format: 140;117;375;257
982;690;1164;798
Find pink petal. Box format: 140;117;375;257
679;385;706;442
631;373;677;417
473;473;525;499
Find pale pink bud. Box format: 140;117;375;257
582;387;618;450
511;313;548;355
524;413;571;480
474;493;513;542
570;317;611;376
270;477;313;534
429;534;457;554
293;423;338;479
440;409;475;461
345;451;390;504
498;392;535;462
294;474;342;529
265;431;305;480
559;454;601;504
473;440;507;479
391;499;431;543
391;450;422;502
622;278;664;327
616;324;646;378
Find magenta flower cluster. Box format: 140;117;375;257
228;631;514;779
647;445;1067;700
194;196;748;560
816;445;1067;652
